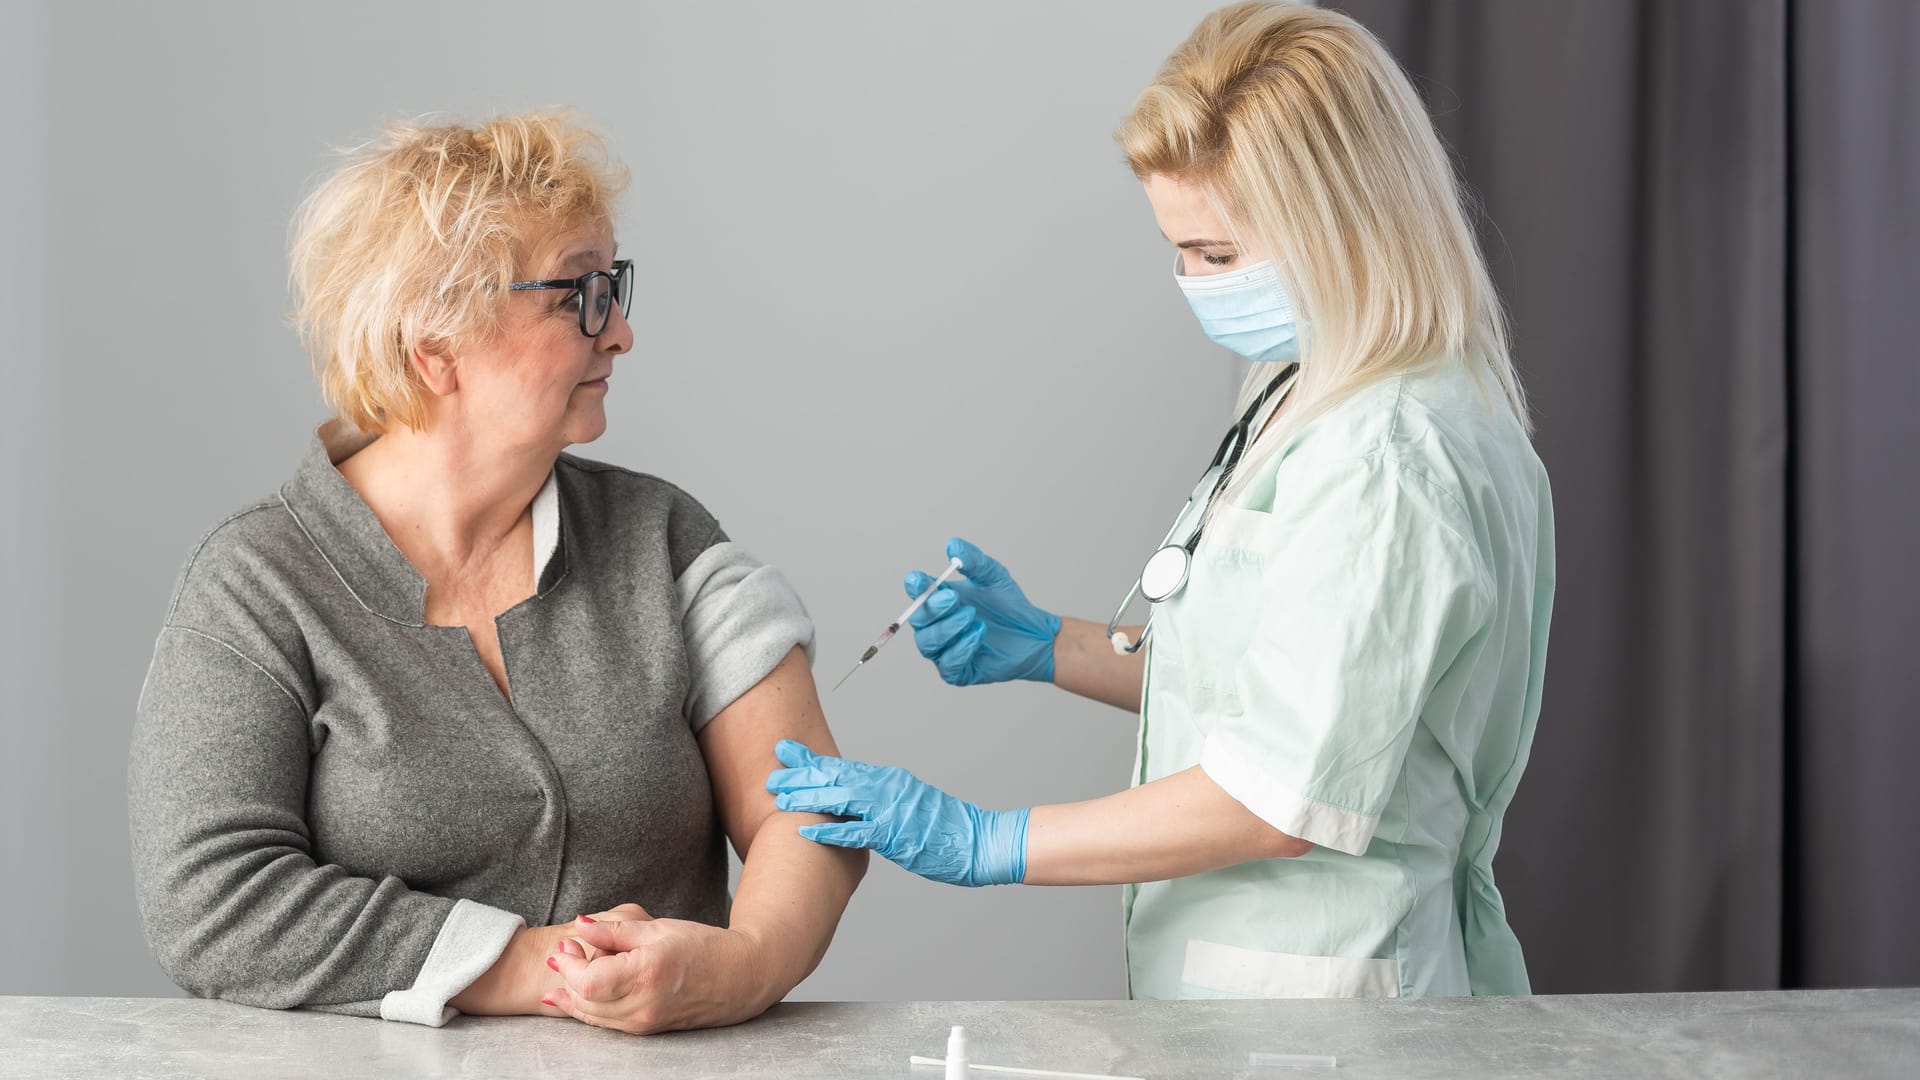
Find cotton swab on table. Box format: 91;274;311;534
909;1054;1146;1080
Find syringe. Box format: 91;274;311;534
831;555;965;692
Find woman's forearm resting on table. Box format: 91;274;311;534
1023;765;1311;886
539;810;865;1034
534;647;866;1033
454;819;863;1025
727;810;867;1008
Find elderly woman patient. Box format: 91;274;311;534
127;112;865;1034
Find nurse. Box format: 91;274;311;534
769;1;1554;999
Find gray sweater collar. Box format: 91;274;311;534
278;421;571;627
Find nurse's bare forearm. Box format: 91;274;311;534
1051;616;1146;712
727;813;866;1008
1023;766;1310;885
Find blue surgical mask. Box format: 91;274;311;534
1174;257;1301;363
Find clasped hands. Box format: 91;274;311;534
453;902;774;1035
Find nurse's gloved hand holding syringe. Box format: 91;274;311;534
905;537;1153;713
832;555;968;692
901;538;1061;686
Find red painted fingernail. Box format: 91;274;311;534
578;915;596;923
541;998;557;1008
546;956;559;971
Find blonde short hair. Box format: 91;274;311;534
1118;2;1527;442
290;111;629;432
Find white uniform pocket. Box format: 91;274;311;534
1179;939;1401;999
1200;502;1276;552
1173;504;1276;702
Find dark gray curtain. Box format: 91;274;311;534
1332;0;1920;992
1786;0;1920;990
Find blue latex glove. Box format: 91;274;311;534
766;740;1029;887
905;537;1061;686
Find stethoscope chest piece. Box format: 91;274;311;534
1105;362;1298;657
1139;544;1191;603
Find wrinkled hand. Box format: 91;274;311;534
545;916;770;1034
451;903;650;1017
765;740;1028;887
905;538;1060;685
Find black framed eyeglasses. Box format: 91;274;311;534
509;258;634;337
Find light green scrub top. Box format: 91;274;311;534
1125;358;1555;1000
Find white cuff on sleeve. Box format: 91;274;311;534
379;898;525;1027
1200;737;1379;857
677;542;816;730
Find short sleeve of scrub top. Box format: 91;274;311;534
1197;452;1492;856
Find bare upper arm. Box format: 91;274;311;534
695;646;839;859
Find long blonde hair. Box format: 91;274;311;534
1117;1;1526;456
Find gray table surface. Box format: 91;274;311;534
2;990;1916;1079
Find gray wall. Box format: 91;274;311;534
0;1;1242;1001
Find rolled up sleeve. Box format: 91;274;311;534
675;542;816;730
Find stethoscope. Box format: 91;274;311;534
1106;363;1299;655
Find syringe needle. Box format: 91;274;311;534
831;555;964;692
831;645;879;692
